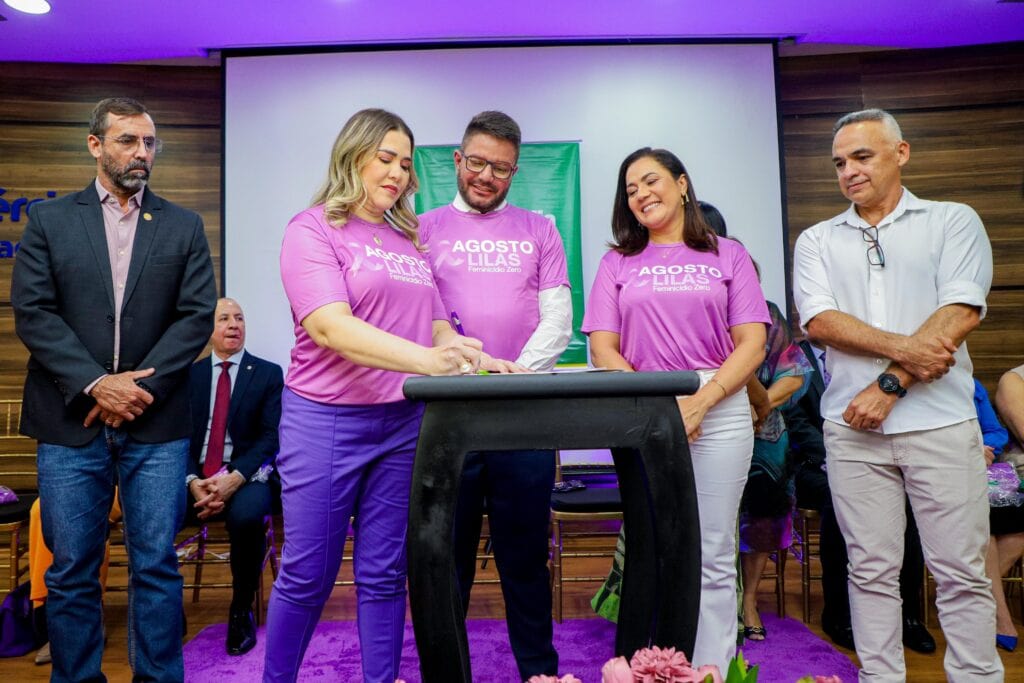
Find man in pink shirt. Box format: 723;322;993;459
420;111;572;680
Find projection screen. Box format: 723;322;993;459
224;42;786;371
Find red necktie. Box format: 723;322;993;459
203;361;233;477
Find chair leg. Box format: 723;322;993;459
800;515;811;623
8;524;21;592
775;548;786;618
551;518;563;624
255;516;276;626
1016;556;1024;619
192;524;207;604
921;565;930;627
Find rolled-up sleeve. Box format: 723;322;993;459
792;225;839;333
936;203;992;319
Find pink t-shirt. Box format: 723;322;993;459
582;238;770;371
419;204;570;362
280;207;446;405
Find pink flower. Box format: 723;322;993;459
525;677;582;683
646;663;723;683
630;646;695;681
814;677;842;683
601;656;635;683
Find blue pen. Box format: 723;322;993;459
450;310;466;335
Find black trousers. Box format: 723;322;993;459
183;478;273;611
452;450;558;680
795;462;926;626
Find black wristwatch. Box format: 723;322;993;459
877;372;907;398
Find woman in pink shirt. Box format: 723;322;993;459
263;109;482;683
583;147;769;674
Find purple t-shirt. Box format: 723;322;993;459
582;239;770;371
419;204;570;361
280;207;446;405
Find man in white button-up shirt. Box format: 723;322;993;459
793;109;1001;682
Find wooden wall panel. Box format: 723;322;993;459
0;63;220;126
780;41;1024;396
0;46;1021;404
0;308;29;400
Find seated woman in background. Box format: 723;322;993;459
739;300;811;641
988;366;1024;652
584;147;768;674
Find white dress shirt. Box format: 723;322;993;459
793;188;992;434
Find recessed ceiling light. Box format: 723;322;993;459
3;0;51;15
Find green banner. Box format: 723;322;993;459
414;142;587;365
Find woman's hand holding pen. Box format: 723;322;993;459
429;335;483;375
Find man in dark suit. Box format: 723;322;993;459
185;297;282;655
11;97;216;681
786;338;935;654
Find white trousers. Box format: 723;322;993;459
689;371;754;674
825;419;1003;682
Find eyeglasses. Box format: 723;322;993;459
97;134;163;154
460;153;515;180
860;225;885;268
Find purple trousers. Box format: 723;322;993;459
263;390;423;683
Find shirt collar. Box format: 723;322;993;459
452;193;507;214
94;177;145;209
212;349;246;367
832;187;926;230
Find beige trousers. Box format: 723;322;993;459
824;419;1003;682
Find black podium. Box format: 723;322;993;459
403;370;703;682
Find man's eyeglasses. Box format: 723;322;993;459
97;134;163;154
460;153;515;180
861;225;885;268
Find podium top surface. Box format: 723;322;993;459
402;370;700;401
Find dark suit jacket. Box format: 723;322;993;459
781;339;827;469
188;350;283;482
11;182;217;445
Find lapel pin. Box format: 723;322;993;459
247;365;253;371
143;212;153;221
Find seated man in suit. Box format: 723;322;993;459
185;297;283;655
785;338;935;654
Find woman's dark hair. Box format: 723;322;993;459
698;201;728;238
610;147;718;256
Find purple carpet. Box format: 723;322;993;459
183;612;858;682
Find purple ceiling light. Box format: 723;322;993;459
0;0;1022;63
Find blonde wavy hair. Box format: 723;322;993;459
311;109;421;245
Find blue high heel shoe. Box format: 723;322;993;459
996;634;1017;652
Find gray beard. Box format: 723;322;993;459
102;155;150;195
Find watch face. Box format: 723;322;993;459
878;373;903;395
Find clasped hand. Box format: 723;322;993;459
84;367;156;428
897;333;957;382
189;471;246;520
